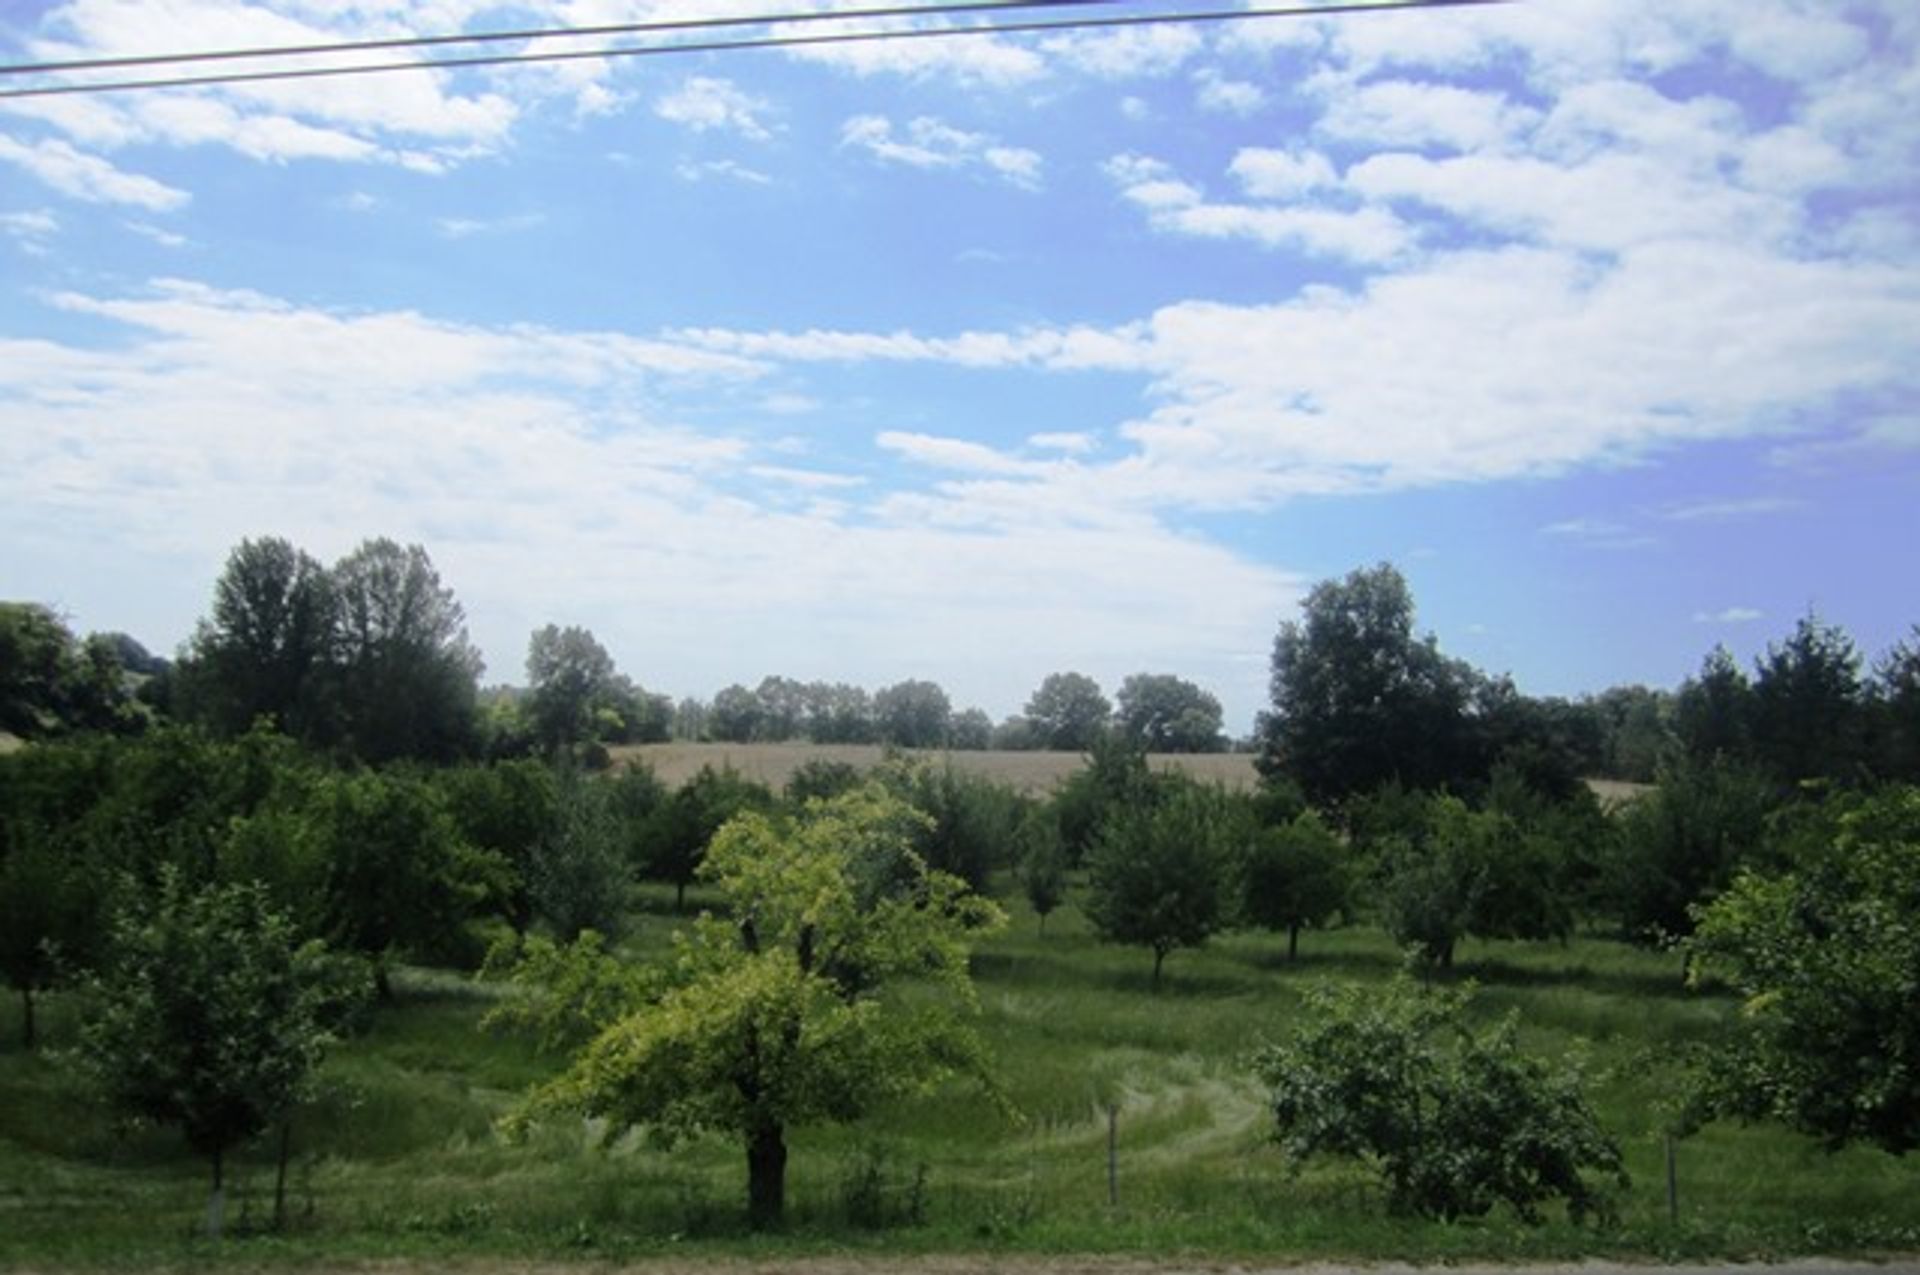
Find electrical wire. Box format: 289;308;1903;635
0;0;1110;78
0;0;1509;101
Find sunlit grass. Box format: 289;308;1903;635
4;881;1919;1266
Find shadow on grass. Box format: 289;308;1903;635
1445;954;1700;1002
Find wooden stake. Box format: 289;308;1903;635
1106;1104;1118;1208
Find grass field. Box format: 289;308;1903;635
607;742;1263;795
4;876;1917;1269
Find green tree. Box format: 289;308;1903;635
1242;810;1348;961
1257;563;1475;806
505;785;1005;1227
1871;628;1920;781
645;765;772;911
0;836;97;1047
0;602;139;738
1257;980;1626;1223
177;537;336;744
76;870;363;1237
948;706;993;751
873;678;951;748
306;770;503;997
1687;785;1920;1153
1750;613;1865;784
528;768;631;942
1024;671;1111;751
1676;644;1753;764
708;684;761;743
1084;780;1239;988
1016;809;1068;935
435;759;559;935
525;624;616;753
329;538;483;764
1115;672;1225;752
1604;754;1775;946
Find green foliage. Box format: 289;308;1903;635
175;537;336;744
1604;754;1775;945
329;538;485;765
1241;810;1349;960
527;769;631;942
435;759;560;934
304;770;505;993
645;764;773;910
877;759;1023;892
524;624;617;752
1258;563;1476;805
785;758;865;805
1083;779;1240;987
1115;671;1225;753
482;929;655;1054
75;870;365;1231
0;602;143;738
1687;785;1920;1154
1050;732;1166;865
0;835;98;1047
1024;671;1111;751
1750;613;1865;785
1257;980;1627;1224
1016;808;1068;934
873;678;952;748
506;784;1006;1226
1676;645;1752;764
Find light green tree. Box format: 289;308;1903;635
504;785;1005;1227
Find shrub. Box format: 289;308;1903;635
1256;980;1626;1224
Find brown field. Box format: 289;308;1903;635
607;741;1262;795
0;731;23;754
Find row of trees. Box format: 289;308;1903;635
1256;563;1920;803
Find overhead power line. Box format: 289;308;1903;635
0;0;1509;101
0;0;1107;78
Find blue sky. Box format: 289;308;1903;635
2;0;1916;734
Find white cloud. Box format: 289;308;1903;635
654;77;776;141
1194;70;1268;118
125;221;190;248
677;158;774;186
1693;607;1765;624
1028;431;1096;454
1315;78;1538;151
0;135;189;210
1;209;59;245
1229;148;1339;200
1662;497;1803;522
1107;152;1412;264
1043;25;1202;79
436;213;547;238
0;279;1296;728
840;115;1042;189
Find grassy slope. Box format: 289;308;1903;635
3;883;1917;1267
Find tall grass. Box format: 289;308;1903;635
4;884;1918;1267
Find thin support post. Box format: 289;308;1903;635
1106;1104;1118;1208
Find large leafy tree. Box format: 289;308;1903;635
873;678;951;748
77;871;363;1237
524;624;616;753
1687;785;1920;1154
1023;671;1111;751
330;538;484;764
506;785;1005;1227
1115;672;1225;753
178;537;336;743
1257;563;1475;806
1083;779;1240;988
1605;754;1776;945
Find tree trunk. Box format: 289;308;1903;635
676;878;687;913
206;1146;226;1240
20;987;34;1050
746;1120;788;1229
1287;924;1300;963
273;1119;292;1231
373;959;393;1002
1440;938;1456;971
1151;947;1166;991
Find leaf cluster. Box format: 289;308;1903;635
1256;980;1627;1224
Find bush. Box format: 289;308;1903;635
1256;980;1626;1224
